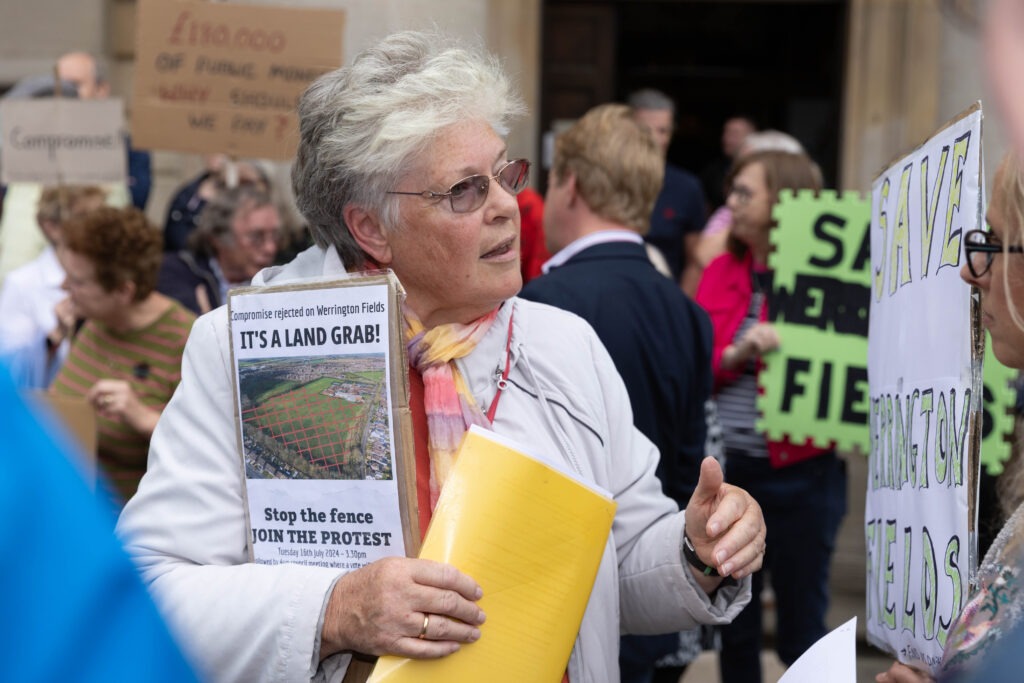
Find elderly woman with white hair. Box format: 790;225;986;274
117;30;765;683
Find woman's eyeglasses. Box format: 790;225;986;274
241;228;282;248
387;159;531;214
964;229;1024;278
729;185;755;206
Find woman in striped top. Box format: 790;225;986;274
51;207;195;506
695;150;847;683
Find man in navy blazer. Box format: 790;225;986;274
520;103;719;683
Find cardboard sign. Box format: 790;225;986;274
23;390;97;487
132;0;345;160
865;104;984;674
0;98;126;185
228;273;420;571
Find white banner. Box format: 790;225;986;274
865;105;984;672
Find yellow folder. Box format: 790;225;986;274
368;425;617;683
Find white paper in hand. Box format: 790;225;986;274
778;617;857;683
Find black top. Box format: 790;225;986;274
520;240;714;505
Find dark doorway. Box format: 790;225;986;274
541;1;846;192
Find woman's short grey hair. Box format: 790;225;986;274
191;185;274;257
292;30;526;269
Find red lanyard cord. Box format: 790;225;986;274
485;310;514;423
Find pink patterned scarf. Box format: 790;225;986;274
405;306;499;510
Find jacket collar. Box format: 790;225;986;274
251;245;348;287
542;229;644;273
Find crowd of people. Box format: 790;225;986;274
115;31;766;683
0;52;301;510
4;2;1024;680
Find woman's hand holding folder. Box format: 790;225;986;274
319;557;486;661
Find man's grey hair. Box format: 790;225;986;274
291;30;527;269
627;88;675;115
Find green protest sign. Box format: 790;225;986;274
982;334;1016;475
759;188;1015;474
758;189;871;454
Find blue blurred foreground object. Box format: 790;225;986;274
945;619;1024;683
0;366;200;682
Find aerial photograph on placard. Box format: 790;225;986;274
237;353;392;480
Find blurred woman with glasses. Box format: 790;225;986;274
118;30;766;683
157;185;281;315
50;207;195;506
695;150;846;683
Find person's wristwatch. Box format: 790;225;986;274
683;530;720;577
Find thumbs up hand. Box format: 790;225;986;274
683;457;766;589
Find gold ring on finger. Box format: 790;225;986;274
418;613;430;639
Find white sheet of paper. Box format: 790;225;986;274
778;617;857;683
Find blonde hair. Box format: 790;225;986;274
996;152;1024;333
987;152;1024;518
550;103;663;233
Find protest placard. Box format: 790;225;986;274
759;189;1016;474
980;332;1018;477
865;104;983;673
758;189;871;455
132;0;344;159
228;273;418;571
0;98;126;184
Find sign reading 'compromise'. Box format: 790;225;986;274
133;0;345;159
0;98;126;185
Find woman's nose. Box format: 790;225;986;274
960;261;986;289
960;261;972;285
488;180;520;219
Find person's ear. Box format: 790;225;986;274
563;172;580;206
343;205;392;265
114;279;136;305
